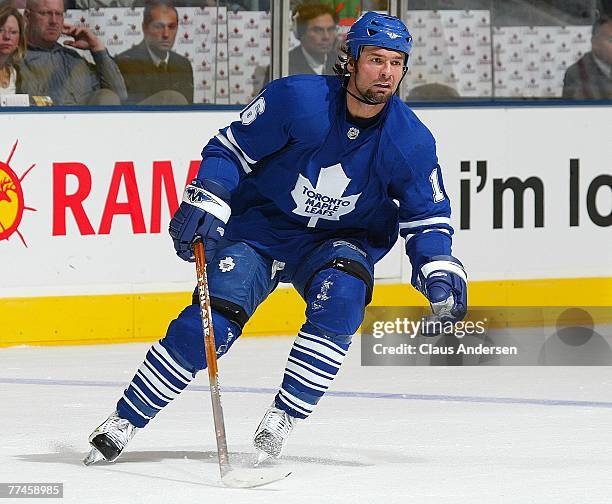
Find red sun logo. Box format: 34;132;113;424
0;140;36;247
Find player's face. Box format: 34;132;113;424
349;46;405;104
300;13;336;58
25;0;64;47
0;16;20;58
143;6;178;55
592;21;612;65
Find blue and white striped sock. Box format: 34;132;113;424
275;324;349;419
117;341;194;428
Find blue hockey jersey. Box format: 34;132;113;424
199;75;453;282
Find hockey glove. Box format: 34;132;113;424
417;255;467;322
169;179;231;262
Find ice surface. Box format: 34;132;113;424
2;336;612;503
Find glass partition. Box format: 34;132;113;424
404;0;606;101
62;1;273;105
2;0;609;107
6;0;272;106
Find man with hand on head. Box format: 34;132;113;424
19;0;126;105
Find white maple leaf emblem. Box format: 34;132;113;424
290;163;361;227
218;256;235;272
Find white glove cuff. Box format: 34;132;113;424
420;260;467;283
183;184;231;224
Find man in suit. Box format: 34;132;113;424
290;3;338;76
261;3;338;87
115;0;193;105
562;16;612;99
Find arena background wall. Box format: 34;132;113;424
59;7;593;103
0;106;610;346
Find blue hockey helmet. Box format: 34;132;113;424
346;12;413;64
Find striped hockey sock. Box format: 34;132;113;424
117;341;194;428
275;323;350;419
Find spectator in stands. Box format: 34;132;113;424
563;16;612;99
115;0;193;105
262;3;338;87
289;3;338;77
18;0;126;105
0;5;26;96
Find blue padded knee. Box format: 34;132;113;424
162;304;241;374
305;268;367;342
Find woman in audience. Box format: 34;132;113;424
0;5;26;95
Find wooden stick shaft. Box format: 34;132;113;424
193;239;230;477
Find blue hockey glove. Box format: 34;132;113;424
169;179;231;262
417;255;468;322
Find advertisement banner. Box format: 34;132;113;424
0;107;610;299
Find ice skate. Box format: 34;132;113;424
253;405;297;464
83;411;138;465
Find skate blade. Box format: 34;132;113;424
221;467;291;488
82;447;105;466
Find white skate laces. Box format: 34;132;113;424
83;411;138;465
253;405;297;463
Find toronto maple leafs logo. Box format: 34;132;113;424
290;163;361;228
218;256;235;272
347;127;359;140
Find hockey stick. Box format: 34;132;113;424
193;238;291;489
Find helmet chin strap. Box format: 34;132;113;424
343;81;381;106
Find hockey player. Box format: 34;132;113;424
84;12;468;466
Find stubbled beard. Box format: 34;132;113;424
361;85;392;104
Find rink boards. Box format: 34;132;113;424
0;106;610;346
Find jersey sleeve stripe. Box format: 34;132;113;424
214;133;252;174
226;126;258;165
399;216;451;230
